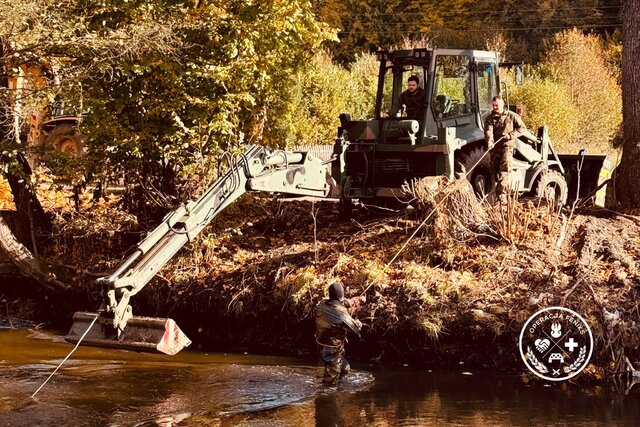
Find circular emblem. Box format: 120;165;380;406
519;306;593;381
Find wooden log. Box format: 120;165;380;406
0;212;68;291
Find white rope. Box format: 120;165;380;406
32;314;99;398
359;140;501;297
388;140;500;264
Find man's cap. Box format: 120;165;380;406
328;282;345;301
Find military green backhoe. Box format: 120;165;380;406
66;48;608;355
332;48;607;213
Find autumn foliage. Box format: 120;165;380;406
510;30;622;154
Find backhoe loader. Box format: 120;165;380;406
332;48;607;213
66;48;607;355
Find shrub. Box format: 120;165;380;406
543;29;621;153
282;51;378;147
508;30;621;154
510;77;581;151
342;52;379;120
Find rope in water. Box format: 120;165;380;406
31;313;99;398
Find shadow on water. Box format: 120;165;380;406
0;329;372;426
1;329;639;426
224;369;640;427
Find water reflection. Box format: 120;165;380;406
315;393;347;427
0;329;370;426
324;370;640;426
2;329;639;426
226;369;640;427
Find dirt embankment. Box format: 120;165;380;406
1;191;639;382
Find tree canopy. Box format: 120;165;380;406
315;0;619;63
2;0;335;204
1;0;630;209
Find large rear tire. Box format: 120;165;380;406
535;170;568;206
456;147;494;198
56;135;84;157
42;123;84;157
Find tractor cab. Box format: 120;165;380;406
375;49;430;145
335;48;504;204
374;49;501;146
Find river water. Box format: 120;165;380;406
1;328;638;426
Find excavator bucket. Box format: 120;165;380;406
557;153;609;205
65;312;192;356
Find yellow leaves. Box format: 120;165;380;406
438;270;476;296
510;29;622;153
231;249;256;264
0;178;14;210
356;260;388;288
277;266;318;305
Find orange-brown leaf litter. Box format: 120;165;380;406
1;184;639;379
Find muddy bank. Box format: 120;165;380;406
1;195;639;379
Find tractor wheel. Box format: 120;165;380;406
56;135;84;157
456;147;494;198
43;123;84;157
535;170;568;206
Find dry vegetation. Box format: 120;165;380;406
1;177;639;386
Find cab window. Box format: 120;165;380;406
381;66;427;118
477;62;498;118
432;55;472;119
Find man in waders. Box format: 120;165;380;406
315;282;362;386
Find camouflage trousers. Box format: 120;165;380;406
320;344;350;386
492;140;514;197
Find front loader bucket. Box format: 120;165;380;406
65;312;192;356
557;153;608;205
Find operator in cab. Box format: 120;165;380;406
315;282;362;386
484;95;526;201
387;75;426;119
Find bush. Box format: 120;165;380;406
342;52;379;121
509;30;621;154
510;77;581;151
543;29;621;153
282;51;378;147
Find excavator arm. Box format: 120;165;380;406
66;145;336;355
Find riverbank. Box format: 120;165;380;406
1;191;639;381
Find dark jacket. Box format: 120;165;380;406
389;87;426;119
315;299;362;347
484;110;526;145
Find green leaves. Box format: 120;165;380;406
1;0;335;205
72;0;335;201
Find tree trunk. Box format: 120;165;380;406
1;38;56;288
3;155;52;250
615;0;640;208
0;213;68;291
